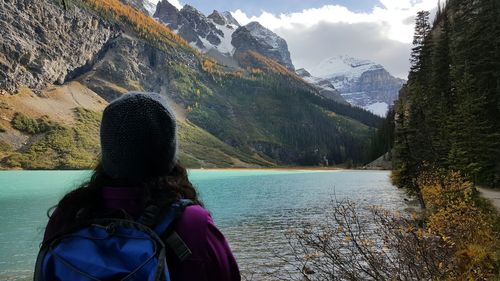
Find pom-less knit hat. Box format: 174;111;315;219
100;92;177;180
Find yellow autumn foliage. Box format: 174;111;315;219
202;59;216;72
82;0;192;51
419;170;500;280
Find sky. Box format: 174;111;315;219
162;0;439;79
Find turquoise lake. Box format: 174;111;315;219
0;170;407;280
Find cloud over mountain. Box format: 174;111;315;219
231;0;438;79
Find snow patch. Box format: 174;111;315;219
212;23;237;55
302;76;335;92
198;36;212;51
311;55;383;83
143;0;157;16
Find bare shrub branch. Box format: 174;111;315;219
267;200;453;281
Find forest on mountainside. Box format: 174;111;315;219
381;0;500;195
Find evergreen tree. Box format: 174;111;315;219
410;11;432;75
393;0;500;189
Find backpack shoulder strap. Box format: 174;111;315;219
34;242;49;281
153;199;193;234
141;199;194;262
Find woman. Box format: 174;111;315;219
42;92;241;281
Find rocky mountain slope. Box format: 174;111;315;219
311;55;405;116
233;22;295;71
154;1;295;70
0;0;382;169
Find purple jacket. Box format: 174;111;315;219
43;187;241;281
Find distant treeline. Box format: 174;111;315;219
188;72;382;166
387;0;500;194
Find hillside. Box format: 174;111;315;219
0;0;382;169
392;0;500;189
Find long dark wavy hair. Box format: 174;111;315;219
49;161;201;228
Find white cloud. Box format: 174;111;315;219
232;0;437;43
169;0;183;10
230;0;438;78
151;0;183;10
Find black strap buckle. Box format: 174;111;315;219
165;231;192;262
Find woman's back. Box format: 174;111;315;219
43;189;240;281
38;92;241;281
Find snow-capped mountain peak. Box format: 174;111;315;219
181;4;201;14
245;22;282;49
311;55;405;117
207;10;227;25
154;1;243;55
154;2;295;70
312;55;383;81
234;22;294;70
222;11;241;27
206;10;239;55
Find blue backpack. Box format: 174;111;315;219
34;199;193;281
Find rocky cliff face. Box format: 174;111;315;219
296;68;347;104
311;55;405;116
154;1;295;70
222;11;240;27
0;0;117;93
83;33;199;102
236;22;294;71
153;0;179;24
154;1;236;54
178;6;225;49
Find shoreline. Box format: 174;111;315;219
0;167;392;172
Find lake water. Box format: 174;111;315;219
0;170;406;280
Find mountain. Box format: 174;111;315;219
296;68;348;105
154;1;294;70
233;22;294;71
0;0;382;170
311;55;405;117
154;3;239;56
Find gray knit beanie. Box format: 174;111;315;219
100;92;177;180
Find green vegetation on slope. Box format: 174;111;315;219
75;0;381;167
0;139;11;152
187;72;376;166
0;108;269;169
178;121;272;168
3;108;101;169
76;0;193;52
11;112;55;135
392;0;500;193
